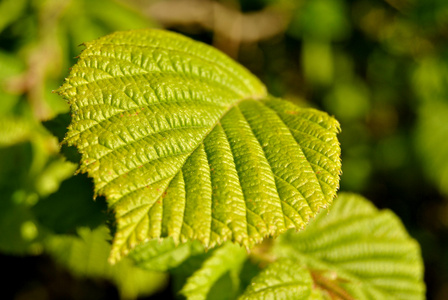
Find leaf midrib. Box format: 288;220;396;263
111;97;335;256
110;97;259;257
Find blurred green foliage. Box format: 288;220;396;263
45;226;167;299
1;0;448;299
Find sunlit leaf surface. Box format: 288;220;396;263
58;29;341;262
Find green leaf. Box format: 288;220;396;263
0;117;32;147
129;237;204;272
57;29;341;263
274;193;425;300
238;259;312;300
180;242;247;300
45;226;168;299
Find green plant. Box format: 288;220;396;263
51;29;425;299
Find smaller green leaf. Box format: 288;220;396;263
274;193;425;300
129;238;204;272
180;242;247;300
238;259;312;300
0;115;75;197
45;226;168;299
0;117;31;147
34;157;77;197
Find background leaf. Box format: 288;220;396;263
129;238;204;272
274;193;425;300
238;259;312;300
180;242;247;300
0;115;76;254
58;29;341;263
45;226;168;300
413;57;448;197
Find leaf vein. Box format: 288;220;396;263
85;125;210;167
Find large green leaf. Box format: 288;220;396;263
57;29;341;263
274;193;425;300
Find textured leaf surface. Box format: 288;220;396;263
57;29;341;262
180;242;247;300
239;259;312;300
274;193;425;300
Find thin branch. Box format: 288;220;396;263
131;0;292;57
